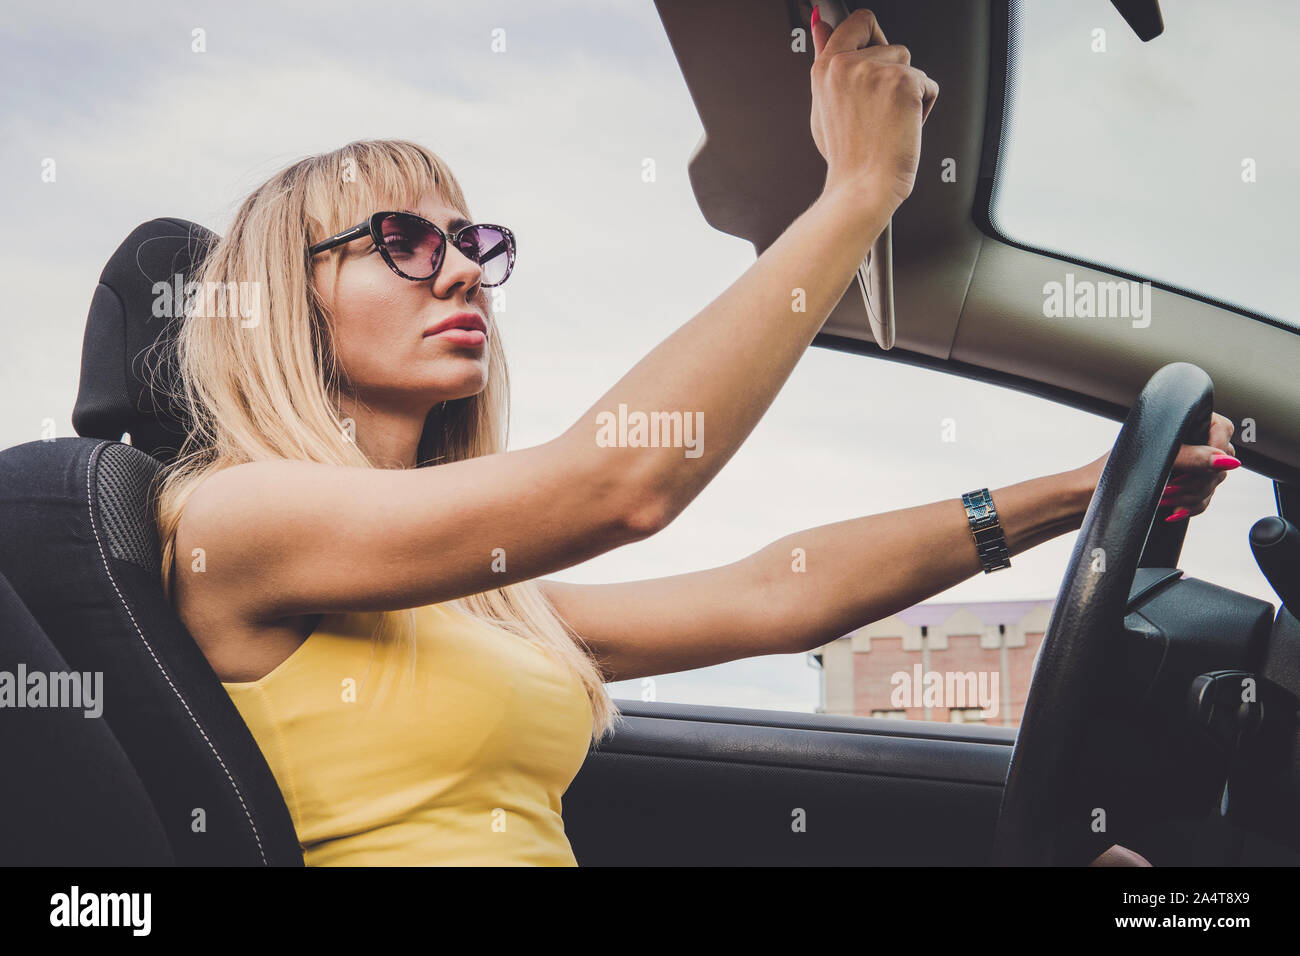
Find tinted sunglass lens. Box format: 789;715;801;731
378;213;443;278
461;226;512;285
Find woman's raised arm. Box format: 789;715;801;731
174;9;937;624
175;179;894;623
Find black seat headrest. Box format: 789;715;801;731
73;218;218;464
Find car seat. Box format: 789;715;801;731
0;218;303;865
0;567;174;865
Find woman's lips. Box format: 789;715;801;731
427;327;486;348
423;312;487;348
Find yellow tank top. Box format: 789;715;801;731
222;603;593;866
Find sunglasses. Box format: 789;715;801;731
308;211;516;286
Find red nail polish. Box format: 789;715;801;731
811;3;821;27
1211;456;1240;470
1165;508;1189;522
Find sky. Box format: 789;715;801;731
993;0;1300;330
0;0;1285;713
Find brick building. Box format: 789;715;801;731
811;599;1054;727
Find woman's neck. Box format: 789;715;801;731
336;395;432;469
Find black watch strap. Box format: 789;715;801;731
962;488;1011;574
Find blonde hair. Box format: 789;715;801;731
153;139;622;743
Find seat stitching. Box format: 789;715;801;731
84;441;270;865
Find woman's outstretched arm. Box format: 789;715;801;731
542;413;1236;683
543;466;1093;683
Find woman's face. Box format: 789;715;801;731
312;191;490;409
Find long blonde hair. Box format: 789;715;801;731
153;139;621;742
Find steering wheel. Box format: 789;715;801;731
991;362;1215;866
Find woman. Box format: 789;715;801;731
154;9;1235;866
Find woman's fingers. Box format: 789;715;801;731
1171;441;1239;475
919;72;940;122
1165;464;1228;497
854;42;910;65
815;5;889;57
812;4;888;59
811;6;831;55
1162;481;1226;518
811;7;935;121
1164;460;1229;521
1168;412;1237;476
1207;411;1235;455
1164;413;1239;523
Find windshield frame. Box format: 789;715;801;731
970;0;1299;339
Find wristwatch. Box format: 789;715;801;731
962;488;1011;573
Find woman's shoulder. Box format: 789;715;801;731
170;459;342;596
181;459;342;515
168;460;322;677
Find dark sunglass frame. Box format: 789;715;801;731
308;211;517;286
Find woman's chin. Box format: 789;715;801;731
430;375;489;403
412;357;488;399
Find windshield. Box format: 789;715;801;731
988;0;1299;331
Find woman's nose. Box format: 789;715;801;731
432;245;482;298
442;243;482;281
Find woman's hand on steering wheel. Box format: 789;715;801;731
1162;411;1239;521
1076;411;1239;523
